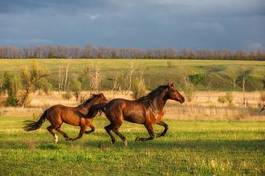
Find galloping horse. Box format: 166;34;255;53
24;93;107;143
86;82;185;146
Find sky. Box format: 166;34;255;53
0;0;264;50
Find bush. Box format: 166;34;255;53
62;91;72;100
20;62;49;106
260;91;265;102
203;73;234;90
17;90;32;107
70;79;81;101
1;72;21;106
189;74;204;85
236;75;263;91
131;77;146;99
218;92;233;106
166;61;175;68
37;79;53;95
5;95;19;106
217;96;226;104
183;85;194;102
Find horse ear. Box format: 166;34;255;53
168;81;174;87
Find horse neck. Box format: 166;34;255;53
149;92;168;112
77;98;97;111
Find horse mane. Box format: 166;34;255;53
78;95;96;108
137;85;168;105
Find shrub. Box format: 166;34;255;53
225;92;233;105
1;72;21;106
70;79;81;101
189;74;204;85
183;85;194;102
260;91;265;102
131;76;146;99
5;95;19;106
217;96;226;104
203;73;234;90
218;92;233;106
20;62;49;106
17;91;32;107
36;79;53;95
62;91;72;100
166;61;175;68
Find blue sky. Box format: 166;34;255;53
0;0;264;50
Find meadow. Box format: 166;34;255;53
0;59;265;91
0;59;264;175
0;116;265;176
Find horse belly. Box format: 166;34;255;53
124;113;145;124
61;112;80;126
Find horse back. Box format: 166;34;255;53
46;104;82;126
106;98;147;124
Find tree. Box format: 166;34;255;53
20;61;50;106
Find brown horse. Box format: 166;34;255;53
24;93;107;143
86;82;185;146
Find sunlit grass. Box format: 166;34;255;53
0;116;265;175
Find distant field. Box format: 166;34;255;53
0;59;265;91
0;116;265;175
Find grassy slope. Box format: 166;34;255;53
0;116;265;175
0;59;265;90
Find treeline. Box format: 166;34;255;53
0;45;265;60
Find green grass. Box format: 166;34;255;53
0;59;265;91
0;116;265;175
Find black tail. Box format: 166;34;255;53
86;103;107;119
23;110;48;131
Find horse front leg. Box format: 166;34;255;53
135;122;155;142
69;126;86;141
156;121;168;138
84;123;95;134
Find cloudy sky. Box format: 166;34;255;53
0;0;264;50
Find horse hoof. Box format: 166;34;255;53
123;140;128;147
135;137;140;141
54;135;59;144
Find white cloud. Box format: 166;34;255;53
84;13;100;20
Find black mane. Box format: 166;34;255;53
137;85;168;105
78;95;97;108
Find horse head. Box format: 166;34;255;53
165;81;185;103
83;93;108;107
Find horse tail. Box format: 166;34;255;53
23;110;48;131
86;103;107;119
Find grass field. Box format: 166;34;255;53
1;116;265;175
0;59;265;91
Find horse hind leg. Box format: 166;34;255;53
135;123;155;142
112;126;127;147
55;127;70;141
47;125;58;144
104;124;116;144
